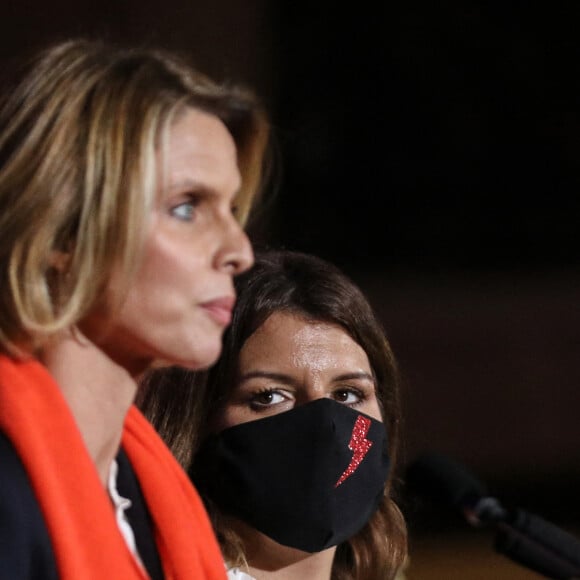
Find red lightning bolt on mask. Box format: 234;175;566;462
334;415;373;487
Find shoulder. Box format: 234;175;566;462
0;431;58;579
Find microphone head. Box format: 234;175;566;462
405;451;506;526
406;451;487;510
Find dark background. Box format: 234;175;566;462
2;1;579;575
270;3;580;273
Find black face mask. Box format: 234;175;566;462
190;398;390;553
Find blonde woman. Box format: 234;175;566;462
0;39;269;579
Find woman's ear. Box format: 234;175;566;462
48;250;72;273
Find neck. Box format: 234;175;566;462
232;523;336;580
246;552;335;580
40;329;138;486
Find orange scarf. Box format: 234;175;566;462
0;354;226;580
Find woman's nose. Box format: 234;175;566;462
215;219;254;276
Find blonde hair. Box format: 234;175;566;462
0;39;269;355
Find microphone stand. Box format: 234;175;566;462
406;452;580;579
493;509;580;580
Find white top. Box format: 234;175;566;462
108;459;145;570
227;567;256;580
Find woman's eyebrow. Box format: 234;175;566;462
167;179;212;194
332;372;375;383
238;370;298;386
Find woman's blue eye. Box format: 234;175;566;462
171;201;196;221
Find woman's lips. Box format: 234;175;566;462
201;296;235;326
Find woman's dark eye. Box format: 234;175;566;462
334;389;362;405
249;389;288;408
256;392;274;404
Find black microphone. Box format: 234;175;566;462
406;451;580;579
